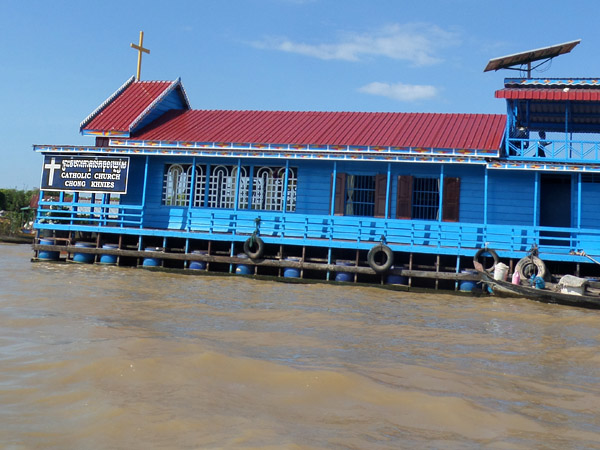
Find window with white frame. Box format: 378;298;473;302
207;165;247;209
163;164;205;206
163;164;189;206
251;166;297;212
286;168;297;212
162;163;297;211
193;165;206;207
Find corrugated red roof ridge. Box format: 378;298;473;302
82;80;175;132
132;109;505;151
80;76;135;131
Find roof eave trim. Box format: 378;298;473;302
81;129;130;138
128;77;191;133
79;76;136;132
177;78;192;110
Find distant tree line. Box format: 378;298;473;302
0;188;37;212
0;188;39;235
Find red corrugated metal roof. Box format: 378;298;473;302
496;88;600;101
132;110;506;150
83;81;174;132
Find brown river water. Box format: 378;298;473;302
1;243;600;449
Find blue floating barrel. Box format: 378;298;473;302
189;250;207;270
73;242;96;264
335;260;354;282
38;238;60;261
235;253;252;275
99;243;119;265
143;247;162;267
283;256;302;278
460;269;478;292
386;266;408;285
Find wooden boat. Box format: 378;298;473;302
477;270;600;310
0;233;35;244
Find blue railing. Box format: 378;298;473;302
34;199;600;262
507;137;600;161
185;209;600;261
35;200;143;230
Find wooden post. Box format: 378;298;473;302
207;241;212;271
355;249;361;283
117;234;123;266
279;244;283;277
435;254;440;290
409;253;413;288
455;255;460;291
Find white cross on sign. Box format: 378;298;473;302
44;157;61;186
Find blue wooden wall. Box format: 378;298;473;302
137;156;600;234
119;156;147;205
139;157;548;229
581;179;600;228
296;161;334;215
487;171;535;226
453;166;485;223
143;157;173;229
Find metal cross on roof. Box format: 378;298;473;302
130;31;150;81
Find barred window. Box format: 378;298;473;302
412;177;439;220
333;173;387;217
345;175;375;216
396;175;460;222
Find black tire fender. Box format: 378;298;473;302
515;256;548;281
367;244;394;274
473;247;499;272
244;236;265;260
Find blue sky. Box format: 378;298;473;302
2;0;599;189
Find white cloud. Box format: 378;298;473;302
253;23;459;66
358;81;438;102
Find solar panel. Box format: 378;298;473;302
484;39;581;73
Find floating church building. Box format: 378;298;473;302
33;39;600;288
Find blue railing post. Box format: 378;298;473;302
438;164;444;226
283;160;290;213
140;156;149;229
385;163;391;218
187;158;196;232
233;159;241;212
483;166;488;228
533;172;539;229
330;161;337;216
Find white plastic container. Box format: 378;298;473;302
494;262;509;281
